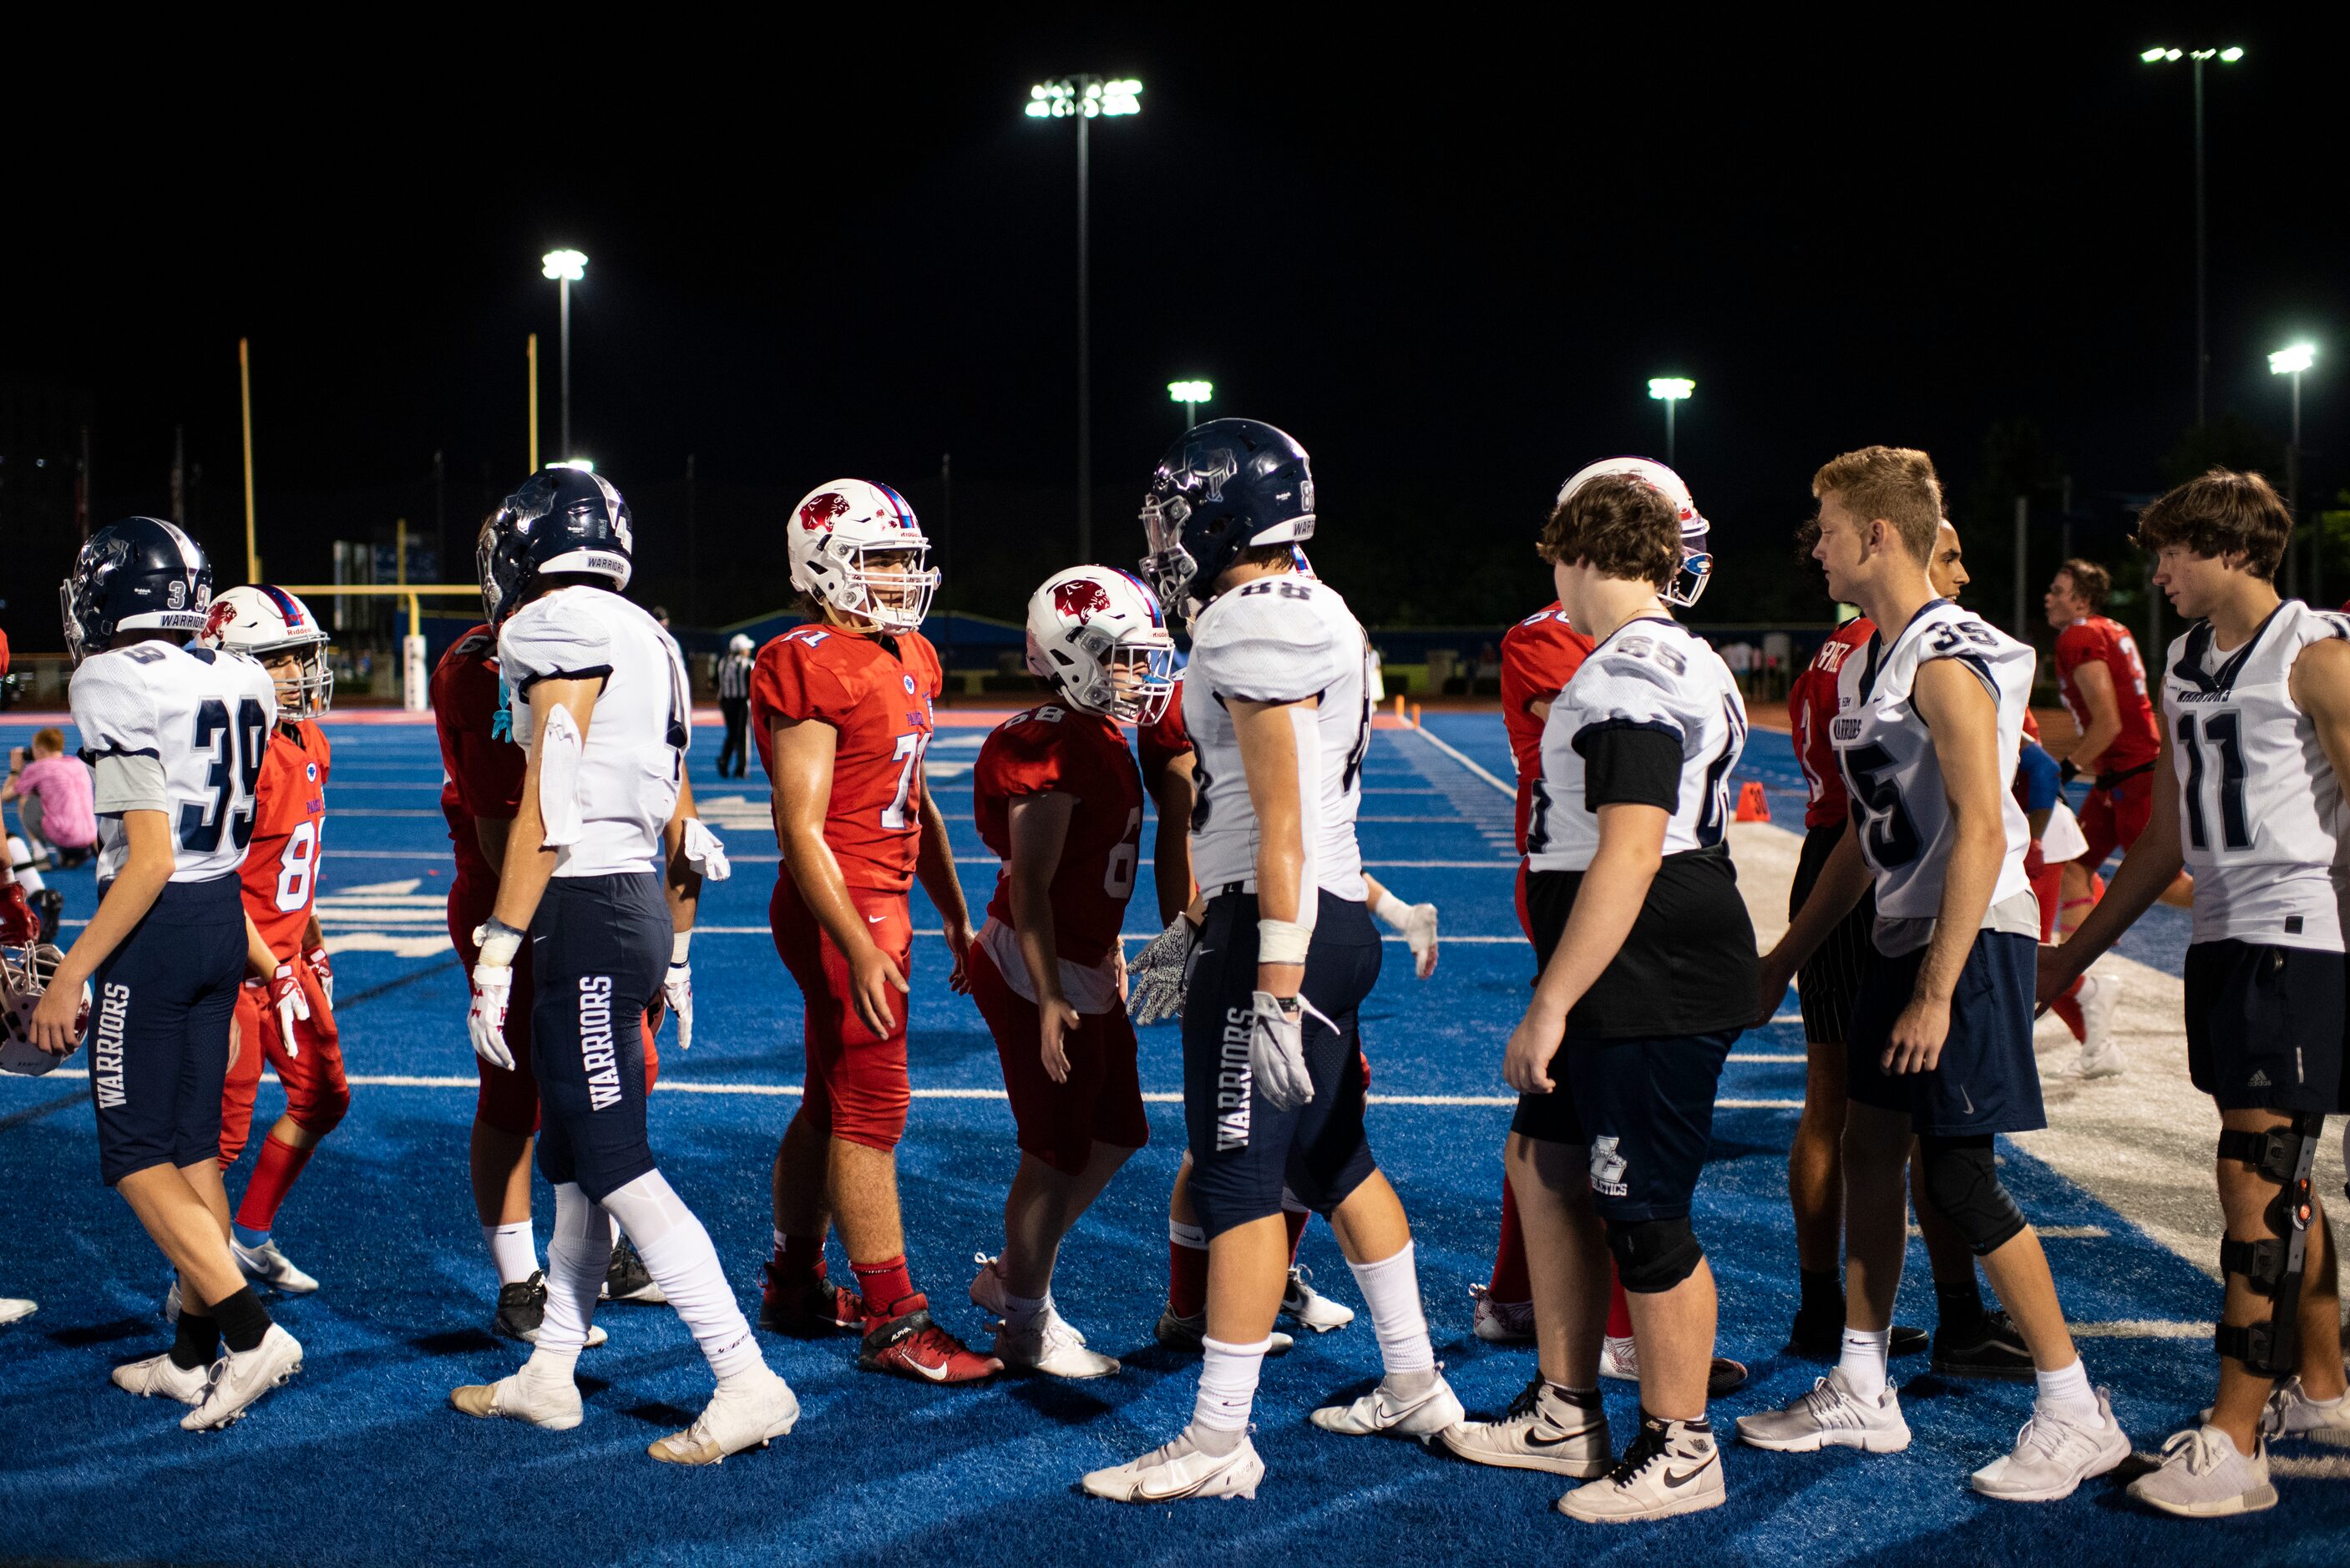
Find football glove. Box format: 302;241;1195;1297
468;920;524;1072
267;960;310;1059
1127;913;1199;1026
1248;990;1335;1113
664;933;694;1050
1400;903;1439;980
304;944;335;1005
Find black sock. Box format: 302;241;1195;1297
1935;1277;1986;1333
1798;1267;1842;1322
210;1286;272;1353
170;1311;220;1371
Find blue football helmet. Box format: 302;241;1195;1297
477;466;635;623
1139;418;1316;617
59;517;214;666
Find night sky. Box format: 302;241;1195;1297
3;18;2340;650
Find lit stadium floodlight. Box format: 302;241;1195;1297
2271;343;2317;376
2220;46;2244;61
2140;45;2244;428
1027;76;1142;119
1647;377;1694;401
539;250;589;458
547;458;595;473
540;249;587;281
2273;342;2318;593
1168;379;1213;427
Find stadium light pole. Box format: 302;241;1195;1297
1648;377;1694;465
541;249;588;459
2141;46;2244;427
1026;75;1141;564
1169;379;1213;431
2272;342;2317;598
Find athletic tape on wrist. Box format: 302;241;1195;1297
474;920;524;968
1371;889;1411;932
671;931;691;965
1258;918;1312;966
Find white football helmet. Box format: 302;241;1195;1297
787;480;939;634
1025;567;1176;726
2;943;87;1076
200;584;334;716
1557;457;1713;608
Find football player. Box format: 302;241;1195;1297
2040;470;2350;1516
1083;419;1459;1505
1741;448;2125;1500
1439;461;1750;1522
752;480;998;1383
449;468;794;1464
30;518;303;1429
963;566;1172;1377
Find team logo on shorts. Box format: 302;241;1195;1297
93;982;131;1109
1588;1136;1629;1197
1216;1007;1253;1151
578;976;621;1110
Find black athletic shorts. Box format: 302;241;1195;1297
1511;1030;1736;1222
530;872;668;1201
2185;940;2346;1113
88;873;245;1186
1846;929;2044;1136
1183;888;1382;1241
1790;820;1876;1047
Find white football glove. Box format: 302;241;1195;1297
1248;990;1324;1113
663;933;694;1050
680;818;731;883
267;961;310;1059
304;944;336;1004
468;920;524;1072
1127;913;1199;1026
1401;903;1439;980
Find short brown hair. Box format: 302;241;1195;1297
1537;474;1679;591
32;727;65;755
2055;558;2111;612
1811;446;1942;564
2133;468;2293;581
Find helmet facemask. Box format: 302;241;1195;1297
1040;621;1176;725
1137;495;1202;620
1669;535;1713;609
807;540;939;634
256;638;336;719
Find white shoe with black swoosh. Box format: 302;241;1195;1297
1309;1370;1464;1437
1438;1375;1611;1477
1081;1430;1264;1503
1559;1414;1725;1523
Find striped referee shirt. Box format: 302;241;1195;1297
717;652;753;700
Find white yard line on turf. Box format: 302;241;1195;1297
1406;726;1516;800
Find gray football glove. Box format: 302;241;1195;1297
1248;990;1336;1113
1127;914;1199;1026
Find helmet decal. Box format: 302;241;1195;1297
202;599;238;640
1172;448;1238;502
1051;578;1112;623
799;492;849;531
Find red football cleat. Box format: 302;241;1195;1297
858;1296;1003;1384
758;1259;864;1338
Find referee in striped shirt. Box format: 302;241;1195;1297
716;634;754;778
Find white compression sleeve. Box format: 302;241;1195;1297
536;704;585;848
1259;706;1323;963
528;1181;611;1376
601;1168;764;1384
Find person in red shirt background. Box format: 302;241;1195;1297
754;479;996;1384
2045;559;2161;887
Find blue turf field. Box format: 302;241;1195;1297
1;708;2340;1565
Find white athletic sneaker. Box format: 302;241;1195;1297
110;1351;211;1404
2128;1424;2278;1517
2216;1376;2350;1445
1280;1267;1355;1332
1436;1375;1612;1477
1153;1308;1294;1357
182;1324;303;1430
1601;1335;1638;1382
1081;1430;1265;1503
233;1237;321;1293
2075;970;2125;1079
1559;1416;1725;1524
1969;1389;2130;1501
1735;1368;1912;1453
1469;1283;1534;1344
450;1364;585;1430
1310;1372;1464;1438
996;1304;1120;1379
0;1297;34;1326
647;1369;800;1464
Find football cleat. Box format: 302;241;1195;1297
2128;1424;2277;1518
1559;1414;1725;1524
1469;1283;1534;1344
1309;1372;1464;1438
182;1324;302;1430
450;1364;585;1431
647;1369;800;1464
1932;1309;2034;1382
491;1271;606;1348
1081;1431;1264;1504
1735;1368;1911;1454
858;1297;1002;1384
1436;1375;1612;1477
0;1297;35;1326
1280;1267;1354;1332
1970;1389;2129;1501
995;1309;1120;1379
602;1235;666;1304
759;1259;864;1338
1154;1308;1292;1357
110;1351;210;1405
232;1237;319;1294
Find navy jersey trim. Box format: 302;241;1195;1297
515;664;615;695
2172;605;2284;696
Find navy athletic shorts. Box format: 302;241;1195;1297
1846;929;2044;1136
1183;888;1382;1241
88;873;246;1186
529;871;668;1201
2185;939;2346;1113
1512;1030;1736;1222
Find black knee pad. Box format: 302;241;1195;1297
1917;1136;2026;1257
1605;1214;1703;1293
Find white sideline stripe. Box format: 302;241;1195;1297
2069;1319;2208;1338
1730;1054;1806;1064
1907;1224;2109;1240
1408;726;1517;801
2271;1456;2350;1479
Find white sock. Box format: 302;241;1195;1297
1170;1219;1207;1250
1837;1326;1891;1400
529;1183;610;1376
1190;1335;1270;1455
1346;1241;1436;1379
8;839;44;894
2033;1353;2098;1421
605;1169;765;1386
483;1221;539;1287
1000;1287;1047;1332
772;1227;791;1260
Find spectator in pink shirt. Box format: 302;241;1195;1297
4;728;97;870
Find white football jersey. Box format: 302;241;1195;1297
1831;599;2033;937
2162;599;2350;951
1184;573;1372;902
70;640;279;883
499;585;691;878
1527;617;1746;873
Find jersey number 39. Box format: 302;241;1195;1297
179;698;271;854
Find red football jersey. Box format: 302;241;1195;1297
2055;615;2159;773
1790;617;1875;829
752;625;944;893
974;705;1145;967
431;625;528;891
1499;604;1595;854
1136;670;1193;797
239;718;332;957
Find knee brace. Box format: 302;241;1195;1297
1917;1136;2027;1257
1604;1214;1704;1293
2216;1115;2323;1377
